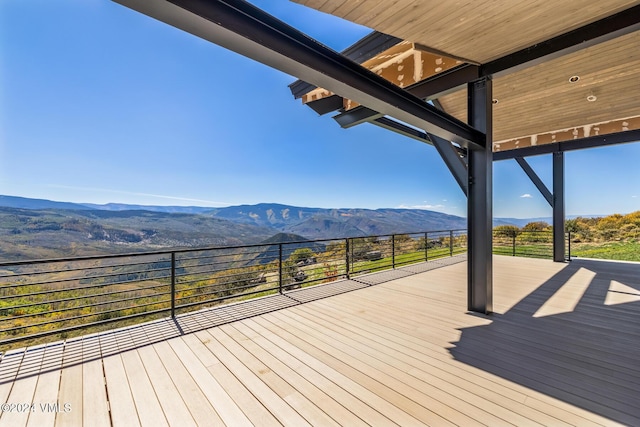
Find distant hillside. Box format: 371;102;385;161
0;196;214;215
209;203;322;228
0;195;94;211
208;203;468;239
0;207;274;261
82;202;214;214
2;196;609;262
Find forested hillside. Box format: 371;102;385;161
566;211;640;242
0;207;274;261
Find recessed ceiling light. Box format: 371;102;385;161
492;99;499;104
569;75;580;83
587;94;597;102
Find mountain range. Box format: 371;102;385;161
0;194;553;261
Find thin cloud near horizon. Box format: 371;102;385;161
397;204;446;210
45;185;230;206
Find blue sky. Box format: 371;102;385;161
1;0;638;219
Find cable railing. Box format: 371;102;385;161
0;229;470;347
0;227;570;348
493;230;570;259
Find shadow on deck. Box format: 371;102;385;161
450;258;640;425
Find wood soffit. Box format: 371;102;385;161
294;0;640;152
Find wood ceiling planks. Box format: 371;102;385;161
438;30;640;145
294;0;640;63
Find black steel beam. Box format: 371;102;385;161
305;95;344;115
289;31;402;99
515;157;553;206
114;0;484;147
553;152;565;262
432;99;445;112
371;116;430;142
482;4;640;77
370;116;466;156
409;64;480;100
467;78;493;314
333;64;478;127
493;129;640;160
334;106;383;128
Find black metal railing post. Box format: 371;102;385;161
345;238;350;279
512;235;516;256
278;243;283;294
392;234;396;269
170;252;176;318
424;232;428;261
449;230;454;257
351;239;354;273
567;231;571;261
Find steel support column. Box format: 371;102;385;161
467;78;493;314
553;152;565;262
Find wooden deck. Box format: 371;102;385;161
0;255;639;426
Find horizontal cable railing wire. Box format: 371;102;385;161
492;230;565;259
0;228;483;347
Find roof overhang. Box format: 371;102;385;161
292;0;640;156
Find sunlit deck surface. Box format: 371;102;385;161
1;254;639;426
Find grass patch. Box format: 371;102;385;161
351;248;455;275
570;241;640;262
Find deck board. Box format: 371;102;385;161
102;354;139;427
180;333;282;427
240;318;397;427
224;322;367;426
26;343;64;427
136;344;197;427
163;337;248;427
195;329;311;426
1;255;639;426
55;340;83;427
81;357;110;427
153;338;224;425
0;346;44;427
119;349;168;426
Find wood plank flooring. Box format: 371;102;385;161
1;255;638;426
